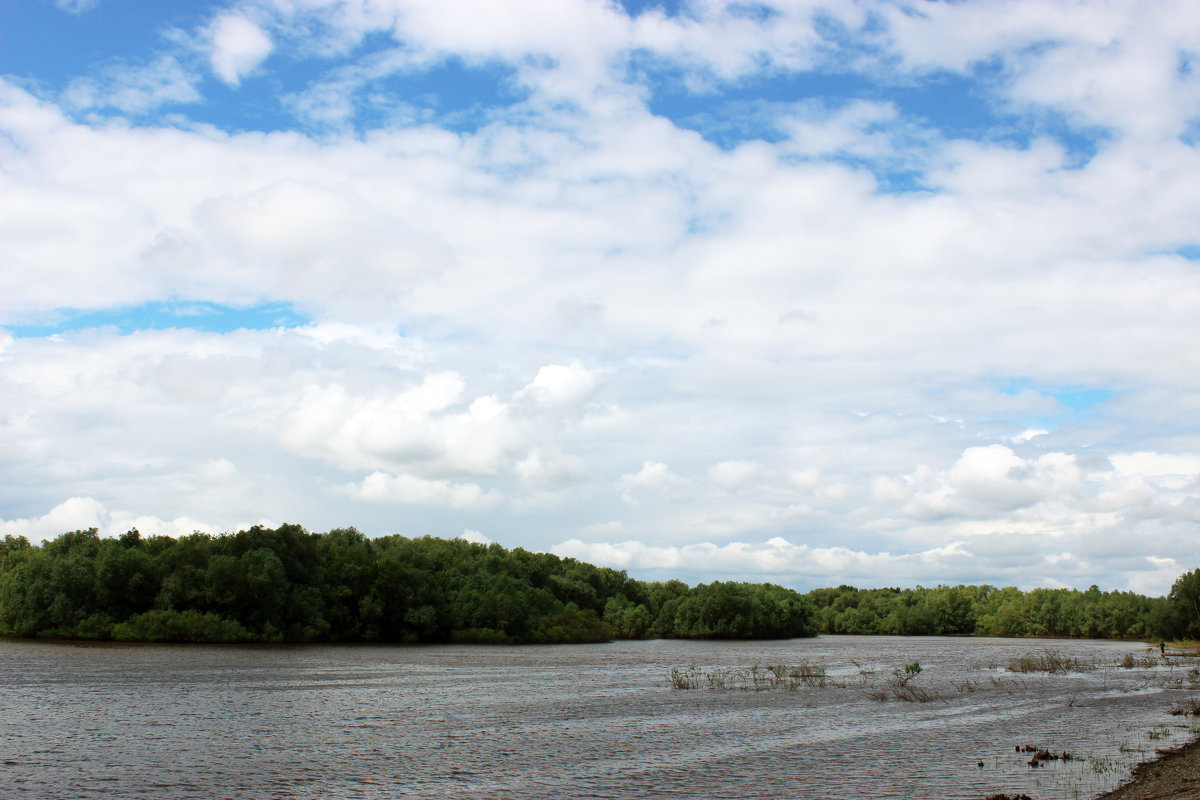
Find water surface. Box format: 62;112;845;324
2;636;1196;799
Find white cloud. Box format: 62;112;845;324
0;497;106;541
209;14;274;86
1111;452;1200;478
62;56;202;114
0;497;237;545
788;468;820;490
1109;452;1200;491
4;2;1200;593
342;471;502;510
514;362;599;411
552;525;1199;594
276;363;600;485
552;535;978;585
514;448;588;489
459;528;491;544
200;458;237;480
617;460;687;504
54;0;99;14
880;1;1200;141
706;459;763;492
874;445;1085;520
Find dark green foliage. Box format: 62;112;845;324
603;595;653;638
111;610;255;643
804;581;1170;640
2;525;1188;645
1160;569;1200;640
655;581;816;639
535;607;615;643
0;526;812;645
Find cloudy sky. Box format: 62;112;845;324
2;0;1199;594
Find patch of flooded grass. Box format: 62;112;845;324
668;661;828;690
1165;640;1200;658
867;661;942;702
1007;649;1094;674
1169;696;1200;716
664;646;1200;797
1119;652;1163;669
1090;755;1122;775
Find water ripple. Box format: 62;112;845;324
0;636;1195;799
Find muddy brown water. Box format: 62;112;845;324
1;635;1197;799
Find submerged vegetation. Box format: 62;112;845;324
2;524;1200;645
660;650;1200;796
667;648;1200;709
1007;649;1093;674
668;662;828;690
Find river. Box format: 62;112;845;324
1;635;1196;799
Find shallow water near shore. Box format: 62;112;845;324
2;635;1197;799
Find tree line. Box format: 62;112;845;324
1;525;1198;645
808;583;1172;639
0;526;814;644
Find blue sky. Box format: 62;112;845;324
3;0;1200;594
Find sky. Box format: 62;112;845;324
2;0;1200;595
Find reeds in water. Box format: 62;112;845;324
1169;696;1200;716
667;662;827;690
1007;649;1093;674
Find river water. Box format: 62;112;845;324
1;635;1197;799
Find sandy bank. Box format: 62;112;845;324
1093;735;1200;800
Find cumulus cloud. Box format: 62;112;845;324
880;1;1200;141
459;528;491;544
514;362;599;411
617;460;687;504
209;14;274;86
277;362;602;487
4;2;1200;593
552;526;1195;593
0;497;237;545
552;536;979;586
871;445;1084;520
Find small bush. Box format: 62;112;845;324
111;610;254;643
865;661;937;702
1120;652;1160;669
535;608;615;643
669;667;702;690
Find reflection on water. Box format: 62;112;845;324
1;636;1196;799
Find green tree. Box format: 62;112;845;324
1164;569;1200;640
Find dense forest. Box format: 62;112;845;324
1;525;1198;645
0;526;813;643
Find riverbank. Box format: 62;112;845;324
1094;735;1200;799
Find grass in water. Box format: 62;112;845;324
1007;649;1093;674
1169;697;1200;716
1119;652;1162;669
668;662;827;690
867;662;938;702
